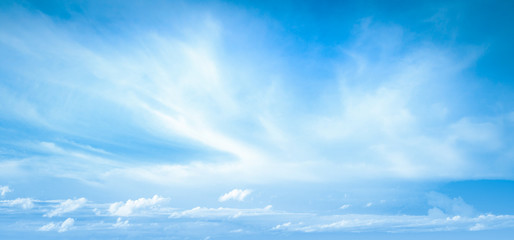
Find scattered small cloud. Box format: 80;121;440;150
39;218;75;232
340;204;351;210
0;185;12;196
108;195;167;216
272;222;292;230
365;202;373;207
113;217;129;228
45;198;87;217
218;189;252;202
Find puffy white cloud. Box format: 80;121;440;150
5;198;34;209
0;185;12;196
169;205;273;219
45;198;87;217
39;218;75;232
218;189;252;202
108;195;167;216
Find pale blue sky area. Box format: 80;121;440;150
1;0;514;239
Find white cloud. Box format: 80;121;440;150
38;222;58;232
0;3;512;192
272;213;514;233
427;192;475;217
39;218;75;232
5;198;34;209
45;198;87;217
340;204;351;210
59;218;75;232
218;189;252;202
272;222;292;230
0;185;12;196
113;217;129;228
469;223;485;231
108;195;167;216
169;205;273;219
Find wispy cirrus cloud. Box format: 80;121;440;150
2;3;512;189
0;1;513;239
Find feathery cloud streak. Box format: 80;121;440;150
1;4;512;188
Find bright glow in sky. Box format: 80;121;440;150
1;0;514;239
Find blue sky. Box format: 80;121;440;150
1;0;514;239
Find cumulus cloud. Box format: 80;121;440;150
169;205;273;219
39;218;75;232
108;195;167;216
218;189;252;202
45;198;87;217
0;185;12;196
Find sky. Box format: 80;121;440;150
1;0;514;239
